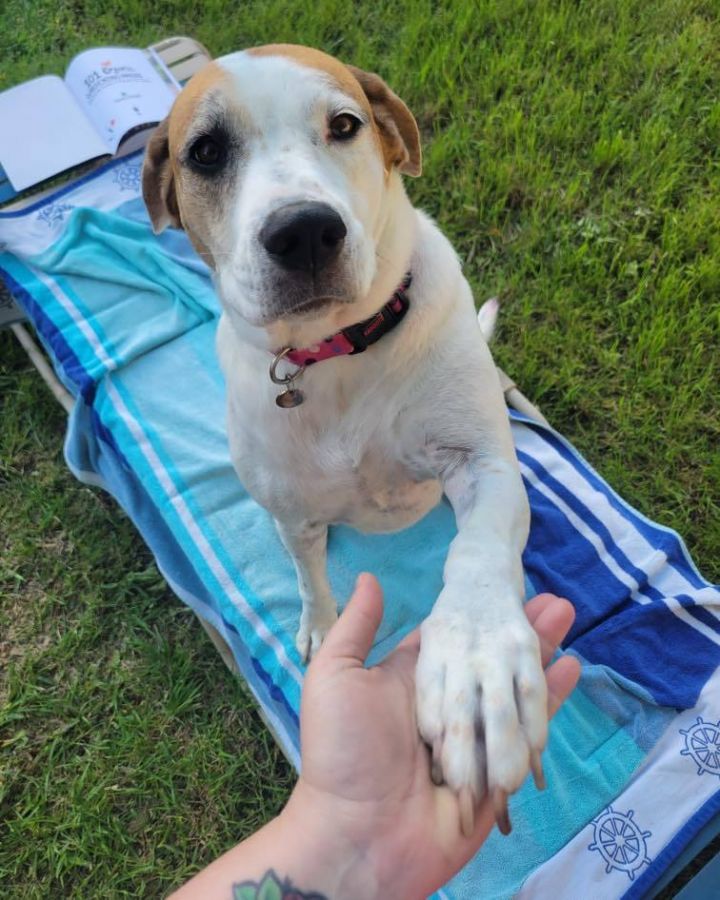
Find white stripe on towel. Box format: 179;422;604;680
30;264;117;372
106;379;305;685
519;458;720;648
38;267;304;689
518;423;720;622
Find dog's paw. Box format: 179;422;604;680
295;608;338;662
416;609;547;836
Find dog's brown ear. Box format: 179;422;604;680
347;66;422;177
142;118;182;233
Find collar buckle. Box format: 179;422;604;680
343;276;412;355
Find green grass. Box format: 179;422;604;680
0;337;294;897
1;0;719;895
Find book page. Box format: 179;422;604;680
0;75;109;191
64;48;176;154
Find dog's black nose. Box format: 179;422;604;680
260;202;347;274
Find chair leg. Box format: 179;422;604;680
497;367;551;427
195;613;240;676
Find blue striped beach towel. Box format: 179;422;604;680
2;153;719;899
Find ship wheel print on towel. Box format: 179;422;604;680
680;717;720;777
588;806;652;881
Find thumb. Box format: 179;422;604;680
315;573;384;667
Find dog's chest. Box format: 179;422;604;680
314;440;442;532
228;395;442;532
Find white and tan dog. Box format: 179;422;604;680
142;44;547;834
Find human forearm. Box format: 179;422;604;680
168;783;377;900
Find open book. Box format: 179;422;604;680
0;44;197;198
0;36;211;329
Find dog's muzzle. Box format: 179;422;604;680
259;201;347;275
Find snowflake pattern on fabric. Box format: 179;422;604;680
588;806;652;881
36;202;74;227
680;717;720;777
112;159;142;193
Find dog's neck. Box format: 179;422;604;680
221;175;419;354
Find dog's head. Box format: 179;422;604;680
142;45;421;329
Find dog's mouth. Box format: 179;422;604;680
275;292;355;320
222;266;359;326
285;296;339;316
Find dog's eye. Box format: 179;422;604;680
189;136;225;170
329;113;362;141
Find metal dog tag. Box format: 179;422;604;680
270;348;306;409
276;387;305;408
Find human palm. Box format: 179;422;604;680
292;575;580;899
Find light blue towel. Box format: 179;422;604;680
2;153;719;898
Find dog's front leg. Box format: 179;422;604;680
416;452;547;835
275;520;338;662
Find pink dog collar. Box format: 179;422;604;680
269;274;411;408
281;273;412;367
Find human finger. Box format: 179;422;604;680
546;654;581;718
314;573;384;667
524;594;576;667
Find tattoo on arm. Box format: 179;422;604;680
233;869;328;900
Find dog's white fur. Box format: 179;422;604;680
142;45;547;822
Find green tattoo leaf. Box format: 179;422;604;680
257;871;283;900
232;869;327;900
234;886;258;900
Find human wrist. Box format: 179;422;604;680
280;779;381;900
169;783;378;899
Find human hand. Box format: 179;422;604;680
283;574;581;899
